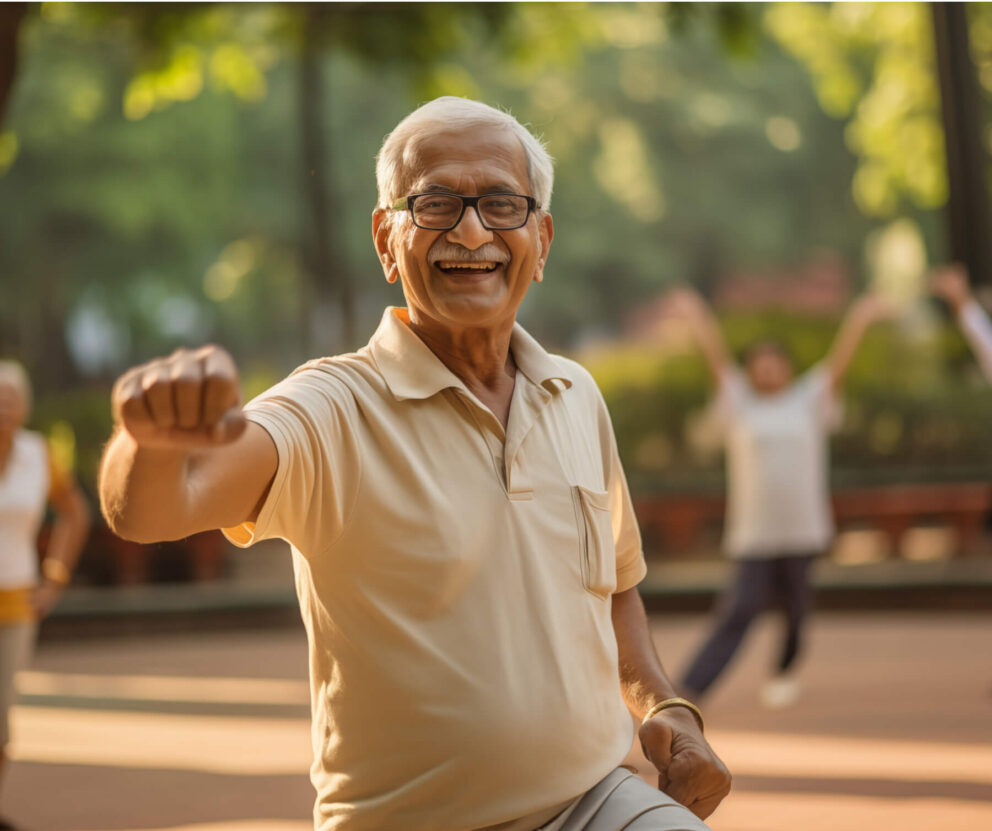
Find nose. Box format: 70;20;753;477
444;203;494;250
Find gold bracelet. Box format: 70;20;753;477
41;558;71;587
642;697;705;733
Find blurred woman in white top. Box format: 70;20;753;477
0;361;89;831
667;289;891;708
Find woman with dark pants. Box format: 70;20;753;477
667;289;891;708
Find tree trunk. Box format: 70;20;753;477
931;3;992;286
0;4;26;129
298;7;355;357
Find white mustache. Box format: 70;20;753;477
428;241;509;265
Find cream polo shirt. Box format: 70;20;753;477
225;307;646;831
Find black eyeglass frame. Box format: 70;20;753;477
390;192;540;231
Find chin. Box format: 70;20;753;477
435;299;511;327
429;286;520;325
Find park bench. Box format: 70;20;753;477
634;482;992;559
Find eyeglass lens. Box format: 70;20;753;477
412;194;530;229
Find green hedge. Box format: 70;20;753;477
585;311;992;492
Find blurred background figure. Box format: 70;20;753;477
666;289;892;709
0;360;89;830
931;263;992;383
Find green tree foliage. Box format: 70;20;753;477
2;3;990;491
766;2;992;219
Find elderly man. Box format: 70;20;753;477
99;97;730;831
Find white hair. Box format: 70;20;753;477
0;359;32;422
375;96;554;212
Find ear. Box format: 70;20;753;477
372;209;399;284
533;212;554;283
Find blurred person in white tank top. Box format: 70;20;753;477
0;361;90;831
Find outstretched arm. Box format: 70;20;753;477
931;263;992;384
612;587;732;819
99;345;278;544
825;293;893;392
666;287;733;384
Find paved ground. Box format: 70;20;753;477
4;610;991;831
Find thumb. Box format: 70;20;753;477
640;719;674;790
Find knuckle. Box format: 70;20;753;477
204;369;235;390
141;377;169;400
119;397;147;423
172;376;201;396
169;360;198;383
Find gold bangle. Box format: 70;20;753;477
642;697;705;733
41;558;71;587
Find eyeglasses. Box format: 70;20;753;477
390;192;538;231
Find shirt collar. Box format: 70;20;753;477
369;307;573;401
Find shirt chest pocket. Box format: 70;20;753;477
570;485;617;599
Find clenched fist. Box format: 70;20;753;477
639;708;732;819
112;345;247;449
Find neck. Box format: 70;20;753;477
408;312;516;392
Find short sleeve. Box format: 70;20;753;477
959;300;992;384
222;367;361;559
592;387;647;592
795;364;843;432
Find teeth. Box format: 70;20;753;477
437;261;499;269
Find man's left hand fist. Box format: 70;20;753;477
638;707;732;820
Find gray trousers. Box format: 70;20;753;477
555;768;712;831
0;621;36;748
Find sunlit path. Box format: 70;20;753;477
709;729;992;786
111;825;310;831
710;793;992;831
6;614;990;830
17;670;310;706
10;706;311;775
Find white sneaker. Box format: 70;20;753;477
760;675;801;709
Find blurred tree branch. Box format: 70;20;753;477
932;2;992;285
0;2;27;129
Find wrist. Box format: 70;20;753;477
641;696;705;733
956;296;978;318
41;557;71;587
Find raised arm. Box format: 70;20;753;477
665;287;733;384
930;263;992;384
99;345;278;544
825;293;893;392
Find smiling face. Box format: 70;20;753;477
373;124;553;334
